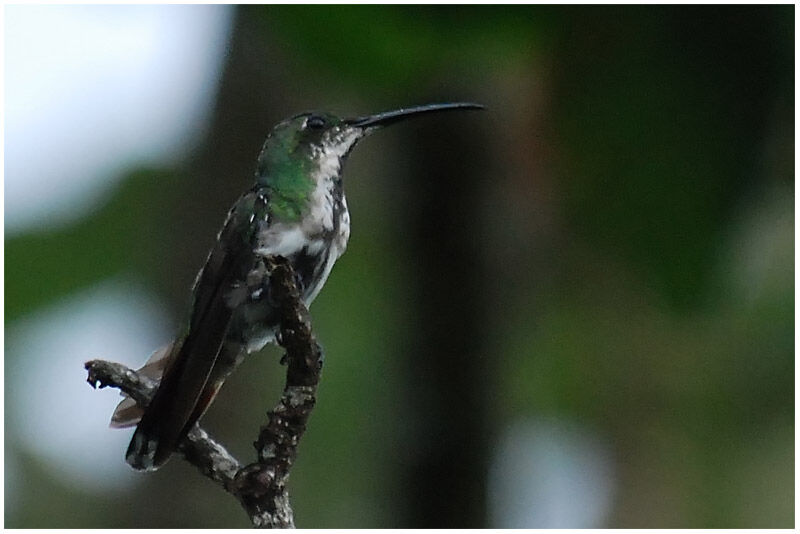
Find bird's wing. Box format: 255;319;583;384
126;191;265;470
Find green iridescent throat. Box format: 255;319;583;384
258;131;315;222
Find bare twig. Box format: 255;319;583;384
85;257;323;528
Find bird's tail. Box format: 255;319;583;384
122;324;232;471
108;340;181;471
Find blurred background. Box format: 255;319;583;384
4;5;793;528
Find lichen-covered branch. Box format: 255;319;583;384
227;256;324;527
85;257;323;528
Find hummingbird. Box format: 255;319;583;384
110;102;484;471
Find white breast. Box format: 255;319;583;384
254;223;307;257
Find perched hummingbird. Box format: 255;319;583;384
111;103;484;471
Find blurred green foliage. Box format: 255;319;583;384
263;6;550;92
6;170;181;323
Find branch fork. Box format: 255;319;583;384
85;257;322;528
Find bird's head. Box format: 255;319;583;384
255;103;483;221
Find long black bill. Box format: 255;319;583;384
346;102;484;128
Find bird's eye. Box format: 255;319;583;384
306;115;326;129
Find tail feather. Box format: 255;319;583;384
110;397;141;429
123;309;233;470
126;428;161;471
123;383;223;471
109;342;176;429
